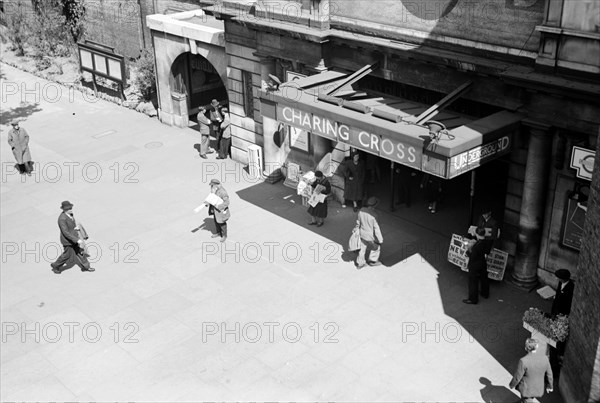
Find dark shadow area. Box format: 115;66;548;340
479;377;519;403
0;103;43;125
191;217;217;235
80;78;122;101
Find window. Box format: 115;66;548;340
241;70;254;118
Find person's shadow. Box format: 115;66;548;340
191;217;215;234
479;377;520;403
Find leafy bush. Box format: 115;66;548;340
5;2;31;56
133;49;157;101
30;0;73;58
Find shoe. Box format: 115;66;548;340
207;150;215;154
211;233;221;238
316;222;324;227
220;237;227;243
428;203;433;210
216;156;224;160
82;267;95;272
308;222;317;226
462;299;477;304
200;154;208;159
356;263;366;270
367;261;382;266
431;209;436;214
342;204;347;208
52;268;62;274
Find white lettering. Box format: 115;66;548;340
339;125;350;141
408;146;417;163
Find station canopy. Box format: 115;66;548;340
259;66;523;179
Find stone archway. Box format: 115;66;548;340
170;52;228;126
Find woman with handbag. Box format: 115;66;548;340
307;171;331;227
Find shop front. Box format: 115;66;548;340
259;72;522;231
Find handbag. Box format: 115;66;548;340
348;225;361;252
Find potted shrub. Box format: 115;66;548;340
522;307;569;347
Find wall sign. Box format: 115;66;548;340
449;136;511;178
77;40;126;99
570;146;595;181
277;105;421;169
289;126;310;152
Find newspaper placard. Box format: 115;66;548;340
486;248;508;281
448;234;469;271
447;234;509;281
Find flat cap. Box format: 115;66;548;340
209;179;221;186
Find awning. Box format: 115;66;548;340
259;71;523;179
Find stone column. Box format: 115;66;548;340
512;122;553;288
559;131;600;403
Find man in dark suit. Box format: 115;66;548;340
509;338;553;402
476;206;500;256
551;269;574;316
50;201;94;274
463;227;489;304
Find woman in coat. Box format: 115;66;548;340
343;153;366;212
307;170;331;227
8;120;33;175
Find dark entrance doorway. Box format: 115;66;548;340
170;53;228;122
353;152;509;238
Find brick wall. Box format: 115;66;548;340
83;0;144;58
154;0;201;14
559;130;600;403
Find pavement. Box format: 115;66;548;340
0;63;564;402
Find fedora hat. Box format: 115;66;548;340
10;120;20;126
211;99;219;108
209;179;221;186
60;200;74;210
268;74;282;85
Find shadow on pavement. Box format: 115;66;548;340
0;103;43;126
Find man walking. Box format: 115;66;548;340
207;179;230;242
217;108;231;160
51;201;95;274
8;120;33;176
356;196;383;269
197;107;213;159
463;227;488;304
509;338;553;402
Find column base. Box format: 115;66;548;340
507;273;540;291
264;169;284;184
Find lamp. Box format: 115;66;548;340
425;120;447;140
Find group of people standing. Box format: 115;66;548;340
196;99;231;160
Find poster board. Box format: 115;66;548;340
447;234;508;281
561;197;587;251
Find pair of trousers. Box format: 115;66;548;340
468;270;489;302
356;239;380;266
200;134;210;156
214;217;227;238
52;245;90;271
16;162;33;174
219;137;231;159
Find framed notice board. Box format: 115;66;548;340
562;196;587;251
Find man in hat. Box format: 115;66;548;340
476;206;500;256
50;201;95;274
356;196;383;269
209;99;223;151
509;338;553;402
551;269;574;316
8;120;33;176
217;108;231;160
550;268;574;374
207;179;230;242
463;227;489;304
197;106;214;159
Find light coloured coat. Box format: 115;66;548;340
8;127;32;164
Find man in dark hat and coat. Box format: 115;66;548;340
217;108;231;160
463;227;489;304
307;171;331;227
197;106;213;159
209;99;224;150
356;196;383;269
207;179;230;242
551;269;574;316
8;120;33;175
51;201;94;274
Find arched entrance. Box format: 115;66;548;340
170;52;228;124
